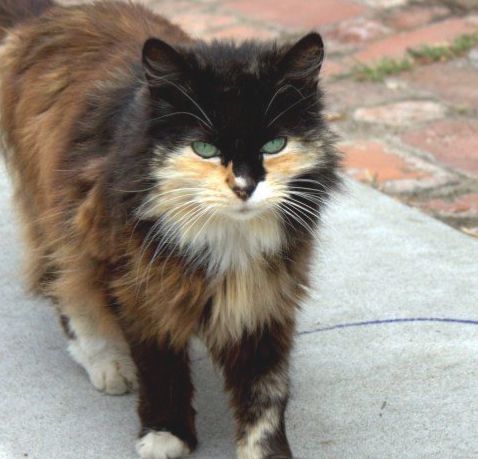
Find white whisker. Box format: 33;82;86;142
266;93;315;128
150;111;211;128
148;73;213;128
282;197;319;220
264;84;303;116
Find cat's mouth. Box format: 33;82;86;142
225;201;265;220
238;205;255;215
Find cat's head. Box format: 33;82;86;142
137;33;338;232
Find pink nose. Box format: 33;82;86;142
232;184;256;201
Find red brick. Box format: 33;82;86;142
340;140;428;183
223;0;367;29
327;18;391;44
401;120;478;178
361;0;408;6
354;18;476;63
147;0;201;18
326;78;418;113
420;194;478;215
353;101;446;127
401;61;478;109
204;24;278;41
384;5;450;31
322;59;347;78
170;12;238;38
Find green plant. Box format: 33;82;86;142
350;30;478;82
351;57;414;82
409;31;478;63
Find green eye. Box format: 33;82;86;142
191;141;219;158
261;137;287;155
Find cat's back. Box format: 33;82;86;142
0;0;191;204
0;0;192;129
1;1;191;57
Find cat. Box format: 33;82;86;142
0;0;341;458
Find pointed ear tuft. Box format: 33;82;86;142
142;38;187;82
279;32;324;83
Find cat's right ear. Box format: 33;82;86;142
142;38;188;86
279;32;325;84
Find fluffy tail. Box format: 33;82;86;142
0;0;54;32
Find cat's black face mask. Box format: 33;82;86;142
136;32;339;263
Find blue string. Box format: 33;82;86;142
192;317;478;362
299;317;478;335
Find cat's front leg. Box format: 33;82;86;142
211;320;295;459
128;338;197;459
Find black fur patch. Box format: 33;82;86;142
59;314;76;340
210;320;294;454
67;33;341;265
129;338;197;451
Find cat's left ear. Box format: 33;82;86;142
279;32;325;84
142;38;188;84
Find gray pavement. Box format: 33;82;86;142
1;165;477;459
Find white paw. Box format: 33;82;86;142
88;353;138;395
68;340;138;395
136;431;190;459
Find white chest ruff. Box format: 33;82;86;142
163;210;298;346
174;211;285;274
204;256;301;348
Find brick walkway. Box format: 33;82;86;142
69;0;478;238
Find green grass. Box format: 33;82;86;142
350;30;478;82
351;57;414;82
408;44;455;62
409;31;478;63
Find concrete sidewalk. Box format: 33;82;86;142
1;167;477;458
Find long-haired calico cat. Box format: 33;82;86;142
0;0;340;457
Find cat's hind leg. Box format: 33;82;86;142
12;191;137;394
53;267;138;395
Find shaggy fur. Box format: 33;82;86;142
0;1;341;458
